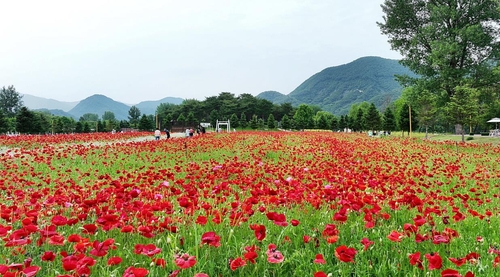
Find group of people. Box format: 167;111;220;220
154;126;206;140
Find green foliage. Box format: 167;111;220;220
186;111;197;124
239;112;247;128
138;114;153;131
0;110;8;133
398;103;418;135
382;107;396;132
281;114;291;130
128;106;141;126
16;107;35;134
267;114;276;129
364;103;381;131
249;114;258;130
102;111;116;121
293;104;314;129
177;113;187;124
0;85;23;117
230;113;239;128
281;57;413;115
444;85;480;141
378;0;500;97
80;113;99;122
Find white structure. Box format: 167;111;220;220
216;120;230;132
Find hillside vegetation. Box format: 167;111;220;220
257;57;414;115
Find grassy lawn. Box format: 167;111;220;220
390;131;500;146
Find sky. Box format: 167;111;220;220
0;0;401;104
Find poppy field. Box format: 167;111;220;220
1;131;500;277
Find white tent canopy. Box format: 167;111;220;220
487;117;500;123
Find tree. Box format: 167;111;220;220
102;111;116;121
378;0;500;97
0;110;8;133
338;115;346;131
80;113;99;122
267;114;276;129
177;113;187;125
239;112;248;128
364;103;381;132
128;106;141;126
257;118;265;130
314;111;334;130
16;107;35;134
281;114;291;130
354;109;364;132
138;114;154;131
398;103;417;137
230;113;239;129
444;85;479;142
293;104;314;130
0;85;23;117
382;107;396;133
75;122;83;133
249;114;258;130
186;112;197;125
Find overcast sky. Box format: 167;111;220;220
1;0;401;104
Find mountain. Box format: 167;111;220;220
257;56;414;115
68;94;131;120
257;91;300;105
22;94;79;112
135;97;184;115
34;108;76;118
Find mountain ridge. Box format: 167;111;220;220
257;56;413;115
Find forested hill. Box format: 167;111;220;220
257;56;414;115
69;94;131;120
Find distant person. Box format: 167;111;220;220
154;128;161;140
189;128;194;137
164;128;170;139
201;126;206;134
185;128;190;138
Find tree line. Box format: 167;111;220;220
0;86;427;135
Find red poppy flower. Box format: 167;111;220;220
314;272;327;277
121;225;134;233
249;224;266;241
335;245;357;263
41;251;56;262
440;268;461;277
194;274;209;277
314;254;326;264
83;224;98;235
107;256;122;266
134;244;162;257
51;215;68;226
425;252;443;270
196;216;208;225
123;266;149;277
449;257;467;267
408;252;423;270
243;245;258;264
229;257;246;270
360;237;374;251
322;224;339;237
174;253;197;269
152;258;166;267
494;255;500;267
290;219;300;226
267;251;284;263
201;231;221;247
387;230;403;242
